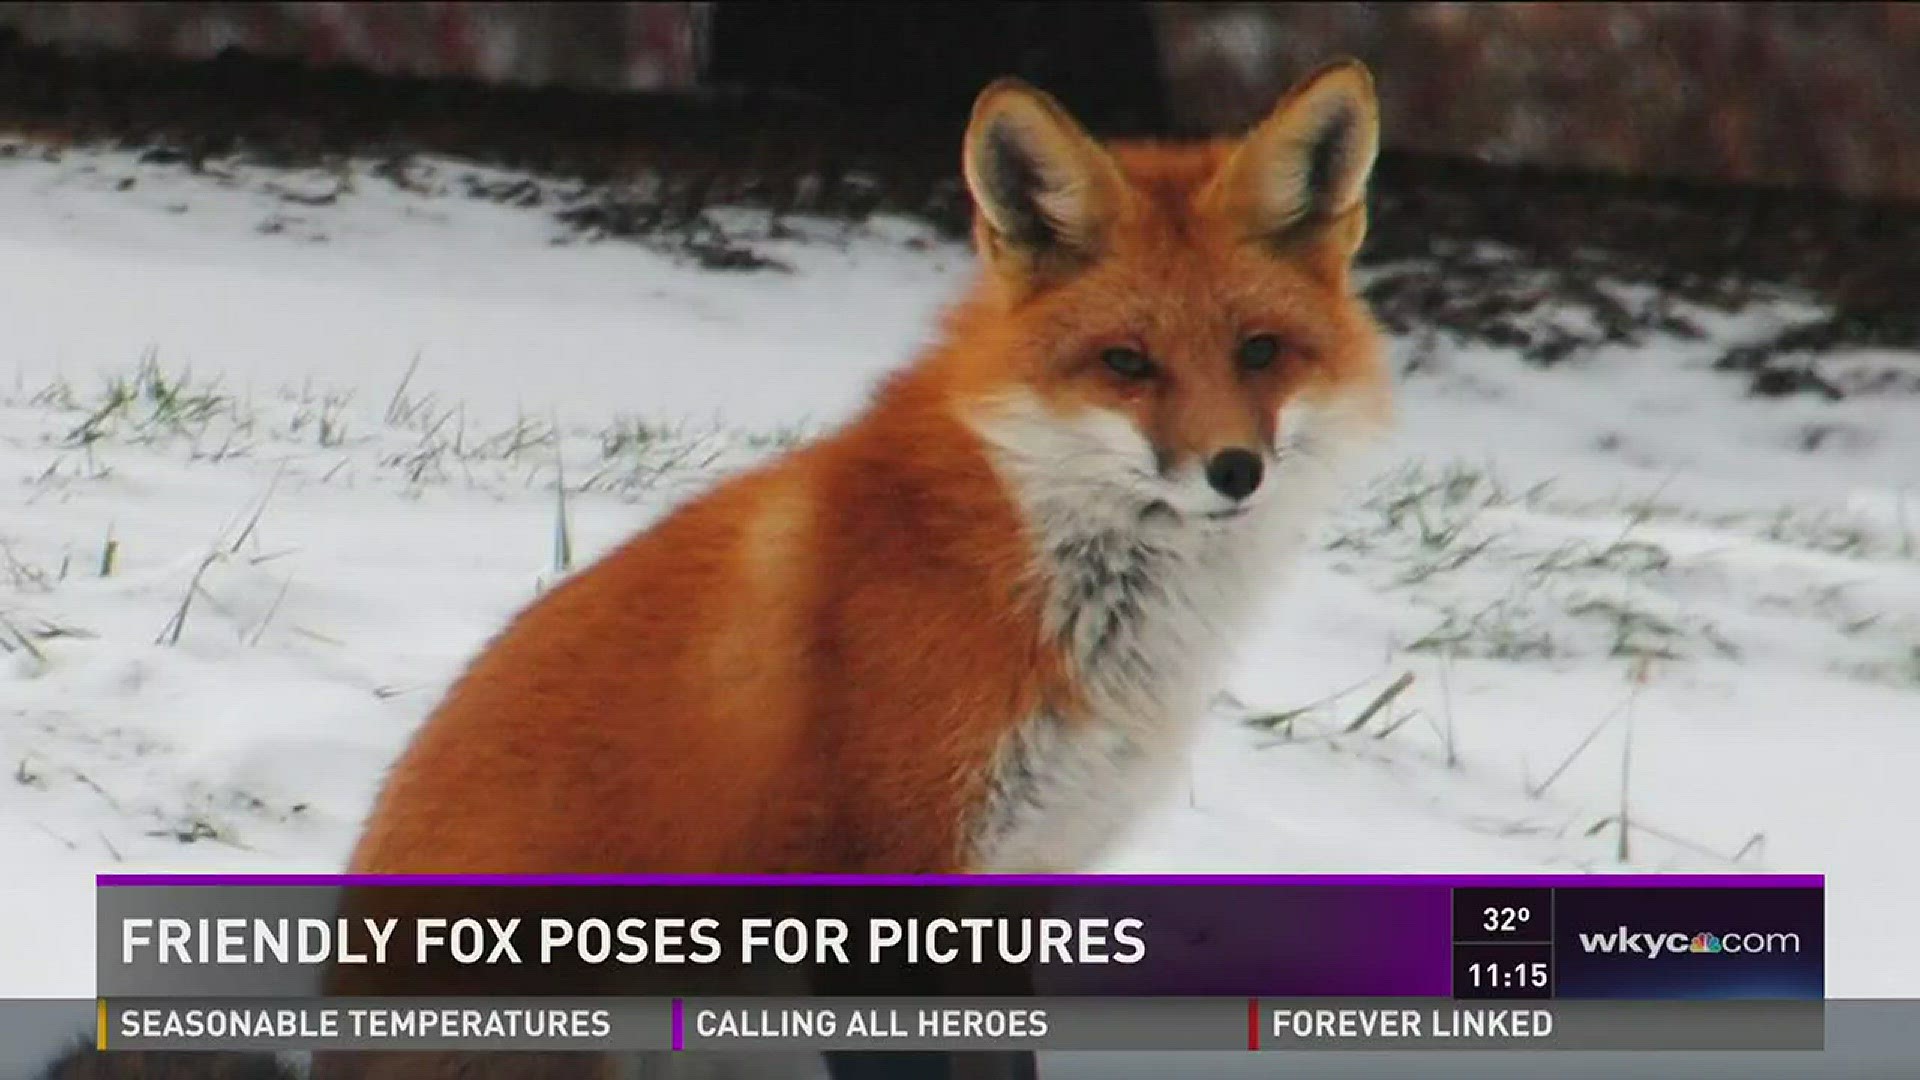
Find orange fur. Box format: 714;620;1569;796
314;56;1389;1080
350;380;1069;873
347;60;1390;882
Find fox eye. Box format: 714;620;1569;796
1236;334;1284;371
1100;347;1156;380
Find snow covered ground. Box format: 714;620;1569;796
1;140;1916;1036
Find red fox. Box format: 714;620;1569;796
348;59;1388;882
47;59;1390;1080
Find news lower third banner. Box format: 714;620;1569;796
94;873;1824;1052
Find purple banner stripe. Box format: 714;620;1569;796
671;998;683;1051
94;872;1824;888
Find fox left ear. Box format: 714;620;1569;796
1208;59;1380;271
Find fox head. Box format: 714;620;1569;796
949;60;1391;531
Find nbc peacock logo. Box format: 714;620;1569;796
1688;932;1724;954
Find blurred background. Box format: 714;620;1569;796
6;1;1917;192
3;0;1915;391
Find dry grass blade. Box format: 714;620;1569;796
0;611;47;663
1242;670;1385;732
247;576;294;647
385;351;423;424
99;524;119;578
552;414;574;574
1342;671;1416;734
155;552;221;646
1527;697;1630;799
227;464;287;555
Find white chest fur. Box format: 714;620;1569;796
966;510;1299;872
962;396;1355;872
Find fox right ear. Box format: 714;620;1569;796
963;79;1126;282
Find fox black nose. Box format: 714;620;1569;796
1205;448;1264;501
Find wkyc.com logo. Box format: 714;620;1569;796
1577;926;1803;959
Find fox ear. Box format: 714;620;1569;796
963;78;1126;281
1210;59;1380;264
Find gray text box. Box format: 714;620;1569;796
1257;999;1821;1051
104;997;674;1052
681;997;1240;1051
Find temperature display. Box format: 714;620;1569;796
1452;887;1553;943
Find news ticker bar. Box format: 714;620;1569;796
96;874;1825;1002
100;996;1823;1052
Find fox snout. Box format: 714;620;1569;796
1155;441;1270;521
1142;383;1283;514
1204;447;1263;502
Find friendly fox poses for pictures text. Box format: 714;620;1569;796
349;58;1390;883
44;59;1389;1080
